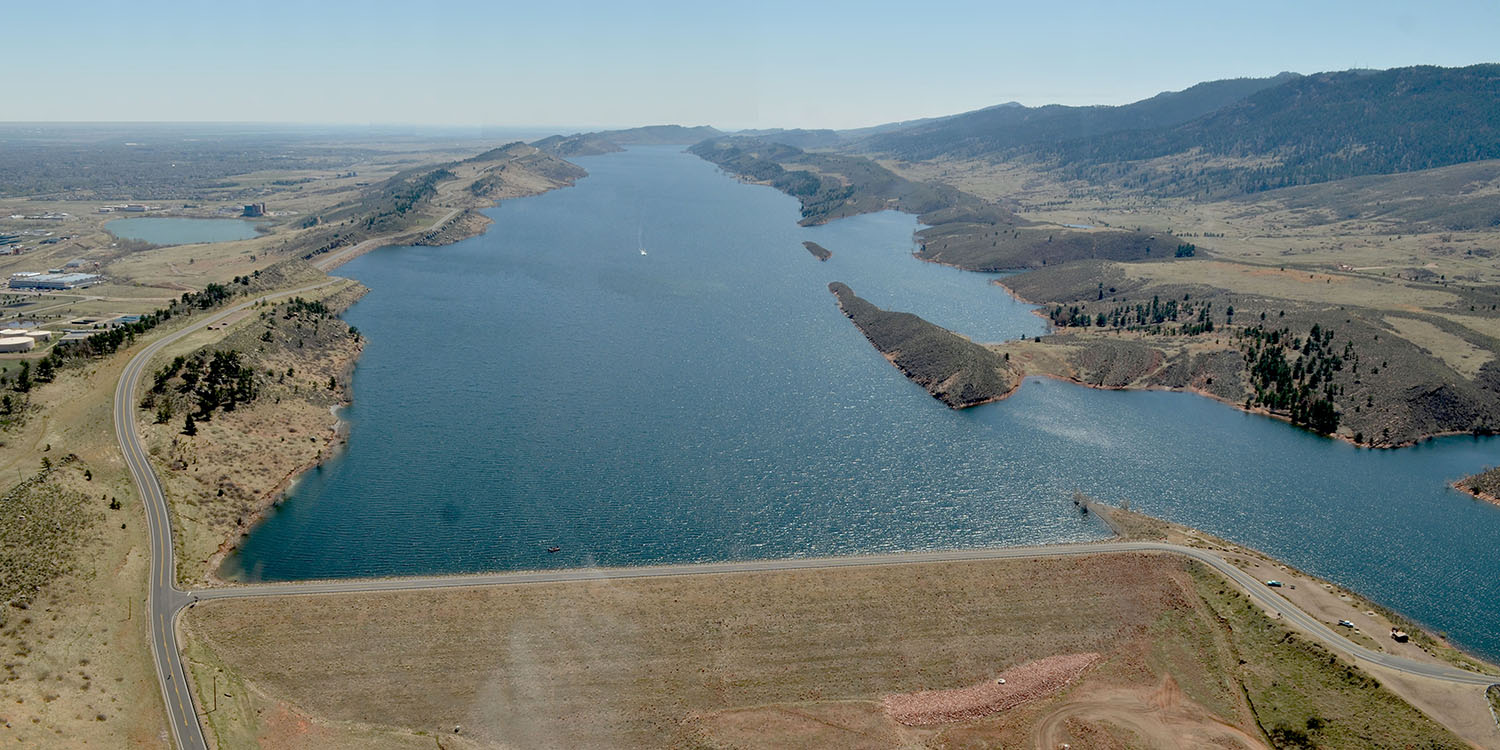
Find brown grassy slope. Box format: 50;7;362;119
182;553;1468;750
0;457;98;620
917;223;1181;271
829;282;1018;407
183;555;1235;748
0;334;169;747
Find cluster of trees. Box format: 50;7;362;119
281;297;330;318
141;350;258;434
0;270;261;433
1175;243;1196;257
1049;294;1227;336
1241;323;1345;435
57;274;256;360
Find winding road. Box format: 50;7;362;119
114;281;336;750
113;280;1496;749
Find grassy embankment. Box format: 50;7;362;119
688;137;1182;269
1094;501;1499;679
180;551;1470;749
829;282;1017;408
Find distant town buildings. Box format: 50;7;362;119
242;203;267;218
9;271;103;290
97;204;160;213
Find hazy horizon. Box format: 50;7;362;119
8;1;1500;131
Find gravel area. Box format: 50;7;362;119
881;652;1101;726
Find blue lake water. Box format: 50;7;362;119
107;217;260;245
229;146;1500;661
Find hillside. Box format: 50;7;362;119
855;74;1298;160
690;137;1182;270
534;124;722;156
530;133;624;157
1047;64;1500;195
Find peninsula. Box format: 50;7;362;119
829;282;1018;408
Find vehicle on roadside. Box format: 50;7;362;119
1265;580;1283;587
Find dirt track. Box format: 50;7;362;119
1030;675;1266;749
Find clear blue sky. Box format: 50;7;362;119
9;0;1497;130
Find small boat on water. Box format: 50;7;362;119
547;546;561;553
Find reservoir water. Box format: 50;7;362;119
107;217;261;245
230;147;1500;661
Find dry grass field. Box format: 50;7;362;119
0;321;169;747
181;553;1469;750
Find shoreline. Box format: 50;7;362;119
984;273;1489;452
1451;479;1500;508
203;369;360;586
204;168;585;582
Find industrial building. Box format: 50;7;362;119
0;328;51;342
9;272;103;290
0;336;35;353
243;202;267;217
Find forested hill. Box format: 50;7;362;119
533;124;722;156
1047;64;1500;195
855;73;1299;160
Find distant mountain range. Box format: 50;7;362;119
850;73;1301;160
536;64;1500;198
843;64;1500;196
533;125;720;156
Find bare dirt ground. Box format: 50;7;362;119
882;652;1101;725
1029;675;1266;750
